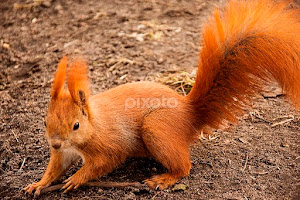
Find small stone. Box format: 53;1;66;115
55;4;62;11
97;188;103;193
172;183;187;191
42;0;51;8
137;24;146;30
32;18;37;23
21;26;28;31
3;43;10;49
157;58;164;64
281;143;289;148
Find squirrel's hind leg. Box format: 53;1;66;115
141;111;191;190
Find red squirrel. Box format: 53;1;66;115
24;0;300;195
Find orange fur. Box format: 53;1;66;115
67;58;90;103
24;0;300;196
50;56;67;99
67;58;91;116
188;0;300;129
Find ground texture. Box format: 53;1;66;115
0;0;299;199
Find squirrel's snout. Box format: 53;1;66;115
52;143;61;149
51;140;62;149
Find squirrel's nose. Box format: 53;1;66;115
51;142;61;149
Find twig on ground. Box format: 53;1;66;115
18;158;26;172
254;114;271;124
13;0;43;10
200;130;220;141
11;130;19;143
242;153;248;172
40;181;145;194
180;82;187;96
151;191;161;199
252;171;268;175
271;115;294;127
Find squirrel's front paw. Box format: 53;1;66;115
62;175;84;193
23;181;47;196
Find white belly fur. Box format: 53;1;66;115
62;147;85;169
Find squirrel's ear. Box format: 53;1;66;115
67;58;90;113
51;56;67;99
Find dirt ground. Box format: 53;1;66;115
0;0;299;199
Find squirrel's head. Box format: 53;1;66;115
45;56;91;151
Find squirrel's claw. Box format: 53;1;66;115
62;176;81;193
23;182;46;196
23;184;34;194
33;186;43;197
62;183;74;193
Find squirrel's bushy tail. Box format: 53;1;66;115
187;0;300;129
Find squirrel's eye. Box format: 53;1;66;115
73;122;79;131
44;121;47;127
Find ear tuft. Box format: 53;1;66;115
78;90;86;105
51;56;68;99
67;58;90;108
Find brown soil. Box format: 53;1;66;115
1;0;299;199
